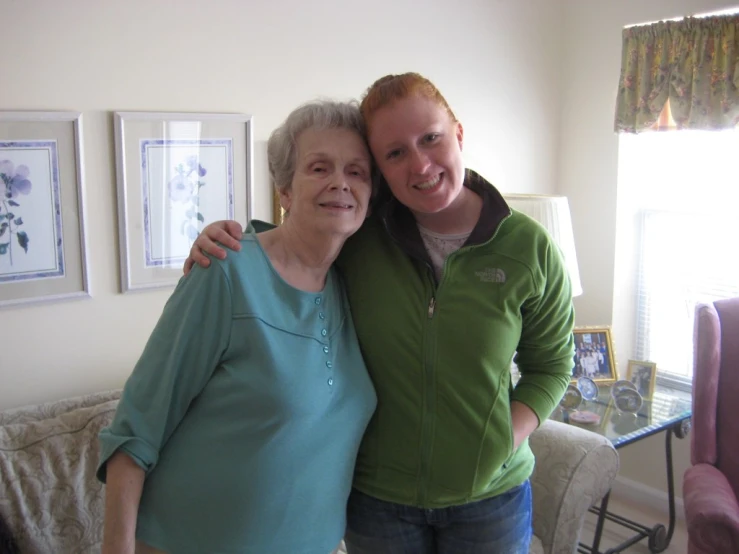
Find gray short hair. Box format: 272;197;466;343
268;99;368;193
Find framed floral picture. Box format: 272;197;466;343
0;111;90;308
572;326;618;383
115;112;253;292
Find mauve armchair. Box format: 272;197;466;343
684;297;739;554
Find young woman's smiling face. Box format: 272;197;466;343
368;94;465;217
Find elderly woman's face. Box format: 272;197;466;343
281;127;372;236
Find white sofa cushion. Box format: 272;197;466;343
0;392;120;554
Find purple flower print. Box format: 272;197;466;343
186;155;207;178
8;165;32;197
0;160;32;265
1;160;33;198
167;155;207;204
167;155;207;243
167;173;196;204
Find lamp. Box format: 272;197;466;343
503;194;583;297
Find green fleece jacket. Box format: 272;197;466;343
337;170;575;508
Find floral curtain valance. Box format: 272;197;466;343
615;15;739;133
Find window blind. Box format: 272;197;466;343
635;209;739;381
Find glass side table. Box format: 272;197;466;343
550;385;692;554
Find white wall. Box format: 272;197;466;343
560;0;739;499
1;0;564;409
5;0;734;513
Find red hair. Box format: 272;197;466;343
360;73;457;132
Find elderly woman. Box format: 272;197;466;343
97;100;377;554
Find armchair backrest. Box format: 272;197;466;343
692;297;739;497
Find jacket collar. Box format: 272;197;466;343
378;169;511;263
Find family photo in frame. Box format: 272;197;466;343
572;326;617;382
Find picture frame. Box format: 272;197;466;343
115;111;253;292
572;326;618;383
626;359;658;400
273;189;285;225
0;111;90;308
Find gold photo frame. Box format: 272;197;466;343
272;189;285;225
572;326;618;383
626;360;658;400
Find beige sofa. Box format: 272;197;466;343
0;391;618;554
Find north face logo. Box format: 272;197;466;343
475;268;506;283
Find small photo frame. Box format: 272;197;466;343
115;111;253;292
626;360;658;400
572;326;618;383
0;111;90;308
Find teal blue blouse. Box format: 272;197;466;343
98;224;376;554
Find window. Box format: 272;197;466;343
618;129;739;387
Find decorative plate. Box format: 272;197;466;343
577;377;599;401
614;388;643;413
611;379;637;400
560;384;583;411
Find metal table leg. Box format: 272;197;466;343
656;417;692;551
578;417;692;554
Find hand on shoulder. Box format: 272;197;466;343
183;220;244;275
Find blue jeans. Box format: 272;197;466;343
344;481;532;554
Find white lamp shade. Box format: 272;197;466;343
503;194;583;297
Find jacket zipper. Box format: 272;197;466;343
416;245;477;504
380;196;514;506
418;273;437;505
417;253;458;503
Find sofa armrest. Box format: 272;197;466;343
683;463;739;553
529;420;619;554
0;389;121;426
0;396;120;553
